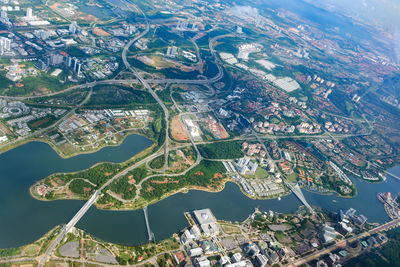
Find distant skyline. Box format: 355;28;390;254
304;0;400;63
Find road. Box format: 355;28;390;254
289;217;400;266
1;23;226;103
121;7;171;171
37;190;100;267
0;88;92;151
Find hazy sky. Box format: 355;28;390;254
307;0;400;62
311;0;400;30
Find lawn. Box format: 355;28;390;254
255;167;269;179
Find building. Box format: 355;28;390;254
1;10;7;19
65;56;73;68
338;220;353;235
225;261;248;267
166;46;178;58
188;247;203;257
265;249;279;264
180;225;201;244
76;62;82;76
48;53;64;66
195;257;210;267
235;157;258;175
193;209;220;236
0;9;10;25
64;57;82;76
316;260;328;267
220;256;231;265
327;253;340;265
243;243;260;257
0;135;8;143
231;253;242;263
353;214;367;227
254;254;268;267
321;225;336;244
35;59;48;71
69;21;78;34
26;7;32;19
0;37;11;55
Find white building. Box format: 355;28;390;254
26;7;32;19
235;157;258;175
193;209;220;236
321;225;337;244
69;21;78;34
180;225;201;244
195;257;210;267
0;37;11;55
189;247;203;257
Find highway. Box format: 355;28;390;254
36;10;174;265
121;8;171;171
0;76;221;101
0;19;226;103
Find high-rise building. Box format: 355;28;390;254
47;53;64;65
69;21;78;34
0;37;11;55
26;8;32;19
1;10;7;19
76;63;82;76
65;56;72;68
73;57;78;71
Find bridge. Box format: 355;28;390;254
65;190;100;233
38;190;100;267
143;206;155;241
286;182;315;213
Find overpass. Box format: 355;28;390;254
286;182;314;213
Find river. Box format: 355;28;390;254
0;138;400;248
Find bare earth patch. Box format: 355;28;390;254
170;116;188;141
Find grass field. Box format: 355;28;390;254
255;167;269;179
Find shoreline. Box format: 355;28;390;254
31;178;292;212
0;130;151;159
29;141;157;202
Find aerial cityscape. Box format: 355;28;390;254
0;0;400;266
